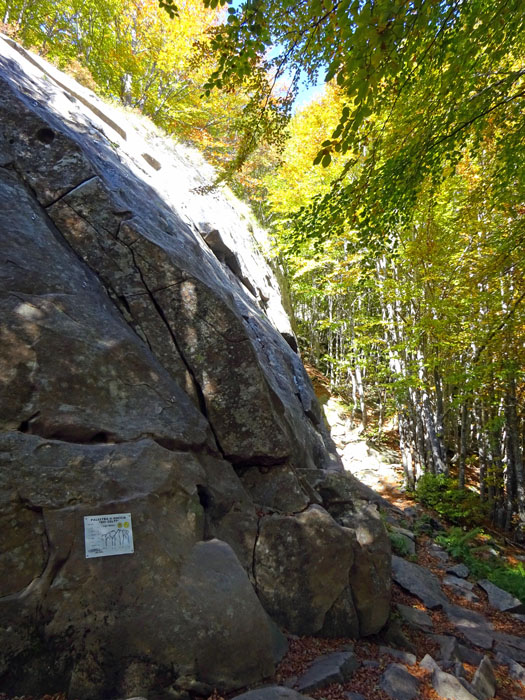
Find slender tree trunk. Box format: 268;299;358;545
410;390;428;473
506;375;525;536
458;400;469;489
355;363;367;430
17;0;27;25
477;401;487;502
504;419;516;531
434;367;447;469
121;73;133;106
421;390;447;474
399;411;416;489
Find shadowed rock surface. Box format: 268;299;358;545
0;36;391;698
380;664;419;700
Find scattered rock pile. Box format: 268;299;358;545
244;510;525;700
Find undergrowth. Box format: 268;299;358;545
436;527;525;603
413;473;488;527
411;472;525;602
389;532;413;558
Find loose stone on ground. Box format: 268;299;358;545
446;564;470;578
443;604;494;649
391;555;448;609
432;670;480;700
232;687;313;700
379;663;419;700
477;580;525;614
294;651;360;693
396;603;434;632
471;656;496;700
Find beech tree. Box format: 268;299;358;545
176;0;523;242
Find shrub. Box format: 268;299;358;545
415;473;487;526
389;532;412;558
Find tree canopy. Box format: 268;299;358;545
198;0;525;249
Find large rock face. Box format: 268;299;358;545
0;36;390;698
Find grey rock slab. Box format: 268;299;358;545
379;646;417;665
457;645;484;667
477;579;525;614
494;632;525;653
381;618;417;655
197;457;258;572
451;589;481;604
447;564;470;579
443;576;474;591
493;635;525;664
494;642;525;665
392;555;448;609
362;659;380;668
345;501;392;636
453;663;467;679
432;635;462;664
391;526;416;541
0;26;402;698
429;543;450;563
0;28;398;700
396;603;434;632
471;656;496;700
421;655;441;672
240;464;310;513
432;670;480;700
442;577;480;602
344;694;366;700
494;651;525;683
152;539;277;690
380;663;420;700
232;687;313;700
269;625;289;666
0;31;339;462
443;604;494;649
458;679;484;700
294;651;360;693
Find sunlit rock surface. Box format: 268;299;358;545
0;36;390;698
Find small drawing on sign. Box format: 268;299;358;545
102;528;131;548
84;513;134;559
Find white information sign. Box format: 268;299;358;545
84;513;134;559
